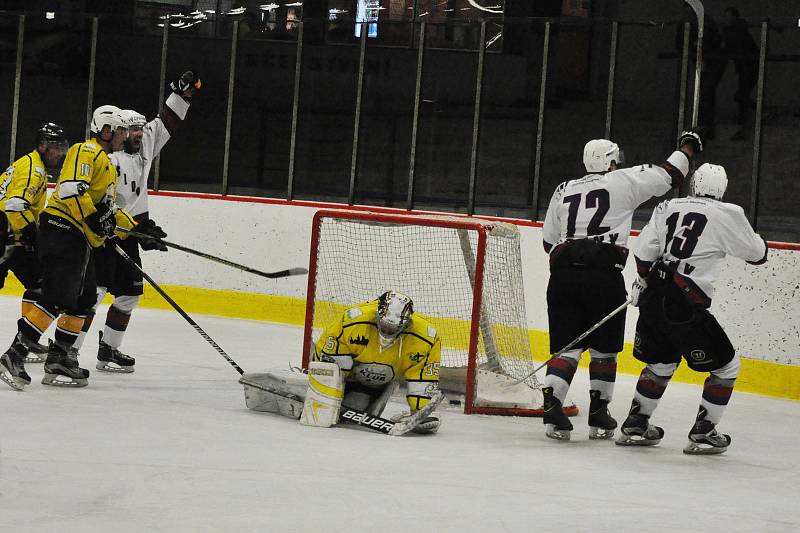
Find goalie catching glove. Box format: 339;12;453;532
391;411;441;435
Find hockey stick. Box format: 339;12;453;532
507;298;633;386
114;244;245;376
122;229;308;280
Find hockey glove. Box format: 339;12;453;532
630;275;648;307
678;130;703;154
170;69;202;98
391;411;441;435
85;202;117;238
135;219;168;251
19;223;37;252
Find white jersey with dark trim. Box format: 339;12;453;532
110;93;189;217
634;197;767;298
543;151;689;250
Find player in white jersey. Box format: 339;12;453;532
540;131;702;441
616;163;767;455
72;70;201;372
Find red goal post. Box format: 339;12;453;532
302;209;578;417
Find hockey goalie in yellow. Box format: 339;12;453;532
313;291;442;432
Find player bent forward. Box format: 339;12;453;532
616;163;768;454
242;291;442;435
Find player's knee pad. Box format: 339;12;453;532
300;361;345;428
645;362;678;381
240;368;309;419
112;295;139;315
588;349;617;362
712;353;740;381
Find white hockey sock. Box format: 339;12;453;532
544;349;581;404
699;356;740;425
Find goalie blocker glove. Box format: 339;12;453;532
170;69;202;98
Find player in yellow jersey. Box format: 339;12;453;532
308;291;442;433
0;124;68;366
0;106;163;390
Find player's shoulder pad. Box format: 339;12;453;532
405;315;438;342
345;307;364;320
343;301;377;325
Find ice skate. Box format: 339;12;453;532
683;419;731;455
0;336;32;391
543;386;573;441
23;339;49;364
42;341;89;387
588;390;617;440
96;332;135;373
615;400;664;446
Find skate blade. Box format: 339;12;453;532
589;427;615;440
41;373;88;388
615;434;661;446
683;441;728;455
96;361;134;373
23;354;46;364
0;371;27;391
545;424;571;441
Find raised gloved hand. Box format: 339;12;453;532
85;202;117;238
678;130;703;154
19;223;37;252
135;218;168;251
630;275;648;307
170;69;201;98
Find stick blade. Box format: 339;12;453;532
264;267;309;279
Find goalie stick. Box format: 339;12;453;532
114;244;246;376
241;374;445;436
506;298;633;387
122;229;308;280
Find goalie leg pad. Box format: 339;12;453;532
240;369;309;419
299;361;345;428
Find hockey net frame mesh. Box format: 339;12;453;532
302;210;563;417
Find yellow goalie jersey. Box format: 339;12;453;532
0;150;48;245
44;138;135;248
314;301;441;412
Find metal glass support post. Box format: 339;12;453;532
153;17;169;191
221;20;239;195
604;21;618;139
676;22;690;133
406;21;426;211
749;22;768;229
530;21;551;221
287;21;304;200
685;0;705;127
9;15;24;162
84;17;99;140
348;23;368;205
467;21;487;216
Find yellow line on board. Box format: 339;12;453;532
2;274;797;400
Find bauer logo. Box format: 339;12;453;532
342;410;393;431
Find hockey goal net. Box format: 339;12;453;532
302;209;577;417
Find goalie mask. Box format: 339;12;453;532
690;163;727;200
376;291;413;349
583;139;621;173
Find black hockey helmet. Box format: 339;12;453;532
36;122;69;150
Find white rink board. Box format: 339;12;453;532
143;194;799;365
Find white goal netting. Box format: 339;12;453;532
303;210;551;416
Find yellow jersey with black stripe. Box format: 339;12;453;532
0;150;48;245
314;300;441;412
44;138;135;248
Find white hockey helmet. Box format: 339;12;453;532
690;163;728;200
90;105;127;134
583;139;621;173
376;291;414;349
121;109;146;128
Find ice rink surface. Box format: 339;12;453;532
0;295;798;533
